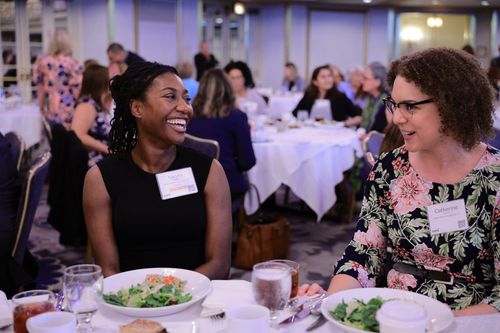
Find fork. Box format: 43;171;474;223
208;311;226;322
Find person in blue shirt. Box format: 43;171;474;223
177;62;199;100
187;68;256;215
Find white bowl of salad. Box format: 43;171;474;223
321;287;453;333
101;267;211;317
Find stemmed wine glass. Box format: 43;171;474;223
63;264;103;332
251;261;291;326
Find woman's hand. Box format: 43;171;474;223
297;283;326;296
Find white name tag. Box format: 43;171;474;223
427;199;468;236
155;167;198;200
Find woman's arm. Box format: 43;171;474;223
298;274;362;296
195;159;232;279
83;166;120;277
71;103;109;154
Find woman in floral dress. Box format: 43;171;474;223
299;48;499;316
33;30;83;128
71;64;111;167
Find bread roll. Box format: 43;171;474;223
119;319;167;333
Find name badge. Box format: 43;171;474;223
427;199;468;236
155;167;198;200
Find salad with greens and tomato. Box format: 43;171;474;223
330;296;385;332
103;274;192;308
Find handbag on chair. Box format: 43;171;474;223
234;184;290;270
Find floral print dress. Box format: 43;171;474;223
33;54;83;127
75;96;111;167
334;145;500;311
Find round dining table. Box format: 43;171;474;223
244;124;362;222
3;279;499;333
0;103;41;148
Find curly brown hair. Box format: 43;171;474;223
387;47;494;150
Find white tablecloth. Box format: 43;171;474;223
4;280;500;333
244;125;362;221
267;94;303;119
0;104;41;148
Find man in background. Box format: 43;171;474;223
107;43;144;66
194;41;218;81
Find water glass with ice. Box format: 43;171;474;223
251;261;291;324
63;264;103;332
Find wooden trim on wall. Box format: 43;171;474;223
134;0;139;52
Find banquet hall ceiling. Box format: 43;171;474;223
230;0;500;9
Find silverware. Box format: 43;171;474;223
279;303;308;325
208;311;225;322
306;315;327;331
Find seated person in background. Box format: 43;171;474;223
379;122;404;155
83;59;99;71
71;64;112;167
176;61;199;99
299;48;500;317
339;65;369;109
281;62;305;92
224;61;267;115
360;62;390;134
292;64;361;126
83;62;232;279
187;69;256;216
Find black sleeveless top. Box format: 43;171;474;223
97;146;213;272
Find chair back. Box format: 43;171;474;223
182;133;220;160
486;128;500;149
362;131;385;158
11;152;51;264
41;118;53;142
4;131;25;171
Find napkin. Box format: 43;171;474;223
0;290;12;328
200;280;255;317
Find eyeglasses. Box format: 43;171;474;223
383;96;434;117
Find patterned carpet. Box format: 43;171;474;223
29;185;358;291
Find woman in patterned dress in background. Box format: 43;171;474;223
71;64;111;167
299;48;500;316
33;29;83;128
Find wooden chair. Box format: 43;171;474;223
182;133;220;160
11;152;51;264
4;131;25;171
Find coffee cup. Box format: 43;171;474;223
225;304;270;333
26;312;76;333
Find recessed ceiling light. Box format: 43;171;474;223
363;0;372;3
481;1;490;6
432;0;439;5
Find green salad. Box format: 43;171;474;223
330;297;385;332
103;274;192;308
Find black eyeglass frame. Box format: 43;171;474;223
382;97;434;116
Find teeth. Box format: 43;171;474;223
166;119;186;127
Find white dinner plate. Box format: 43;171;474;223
321;287;454;333
101;268;211;317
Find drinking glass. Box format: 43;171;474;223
268;260;300;299
297;110;309;124
12;290;55;333
251;261;291;324
63;264;103;332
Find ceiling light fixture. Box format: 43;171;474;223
234;2;245;15
481;1;490;6
363;0;372;3
427;16;443;28
400;27;424;42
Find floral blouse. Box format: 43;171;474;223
33;54;83;127
334;145;500;311
75;96;111;167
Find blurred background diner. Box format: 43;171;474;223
1;0;500;310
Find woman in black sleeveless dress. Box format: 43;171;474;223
82;62;232;279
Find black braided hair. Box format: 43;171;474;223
108;61;178;154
